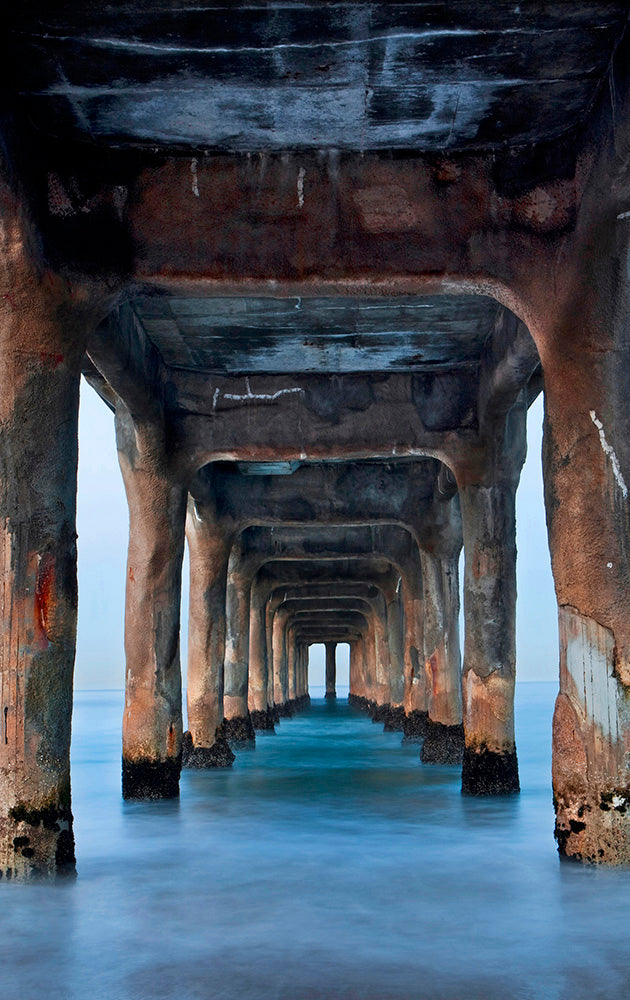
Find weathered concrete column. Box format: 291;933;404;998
286;628;297;704
183;499;235;768
419;549;464;764
272;605;291;713
407;473;463;754
378;585;406;729
402;577;426;741
521;142;630;859
0;184;101;875
117;407;187;798
273;605;295;714
349;636;369;704
248;580;275;730
458;397;526;795
325;642;337;698
296;642;309;705
223;539;256;743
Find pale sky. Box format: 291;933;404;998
75;386;557;690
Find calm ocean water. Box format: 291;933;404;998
1;682;629;999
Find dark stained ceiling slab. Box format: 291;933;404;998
8;2;629;151
132;293;499;373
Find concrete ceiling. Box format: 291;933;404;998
8;2;629;152
133;293;499;373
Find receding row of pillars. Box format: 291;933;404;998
116;444;523;807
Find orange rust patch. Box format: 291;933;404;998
35;553;56;638
472;547;499;580
128;566;135;582
39;352;64;368
426;653;439;697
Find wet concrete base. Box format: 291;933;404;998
421;720;465;765
347;694;373;713
181;731;235;768
250;708;276;731
222;715;256;744
371;702;391;724
402;710;429;742
275;701;294;718
122;757;181;799
461;746;520;795
0;808;76;880
383;706;406;731
554;786;630;864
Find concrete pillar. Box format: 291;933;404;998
296;642;309;705
116;408;187;798
402;576;426;741
420;550;464;764
0;209;96;874
458;397;526;795
183;499;234;768
248;581;275;730
223;540;255;742
381;585;406;729
272;606;291;714
349;636;369;704
287;630;297;703
273;605;294;714
526;195;630;861
325;642;337;698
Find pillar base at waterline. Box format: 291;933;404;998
402;710;428;742
182;732;235;768
383;705;406;731
281;695;310;715
554;787;630;864
461;745;520;795
222;714;256;744
421;720;465;765
0;805;75;880
325;691;337;700
122;757;182;799
347;694;373;713
250;708;276;731
371;702;392;724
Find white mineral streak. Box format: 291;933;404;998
561;607;618;742
190;158;200;198
297;167;306;208
590;410;628;499
213;378;304;408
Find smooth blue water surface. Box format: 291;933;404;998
1;682;629;999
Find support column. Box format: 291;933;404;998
183;499;235;768
248;581;275;730
325;642;337;699
382;585;408;730
272;606;291;715
349;634;370;709
223;541;255;743
402;576;427;742
117;408;187;798
420;550;464;764
526;186;630;861
458;398;525;795
0;218;93;874
368;591;392;714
